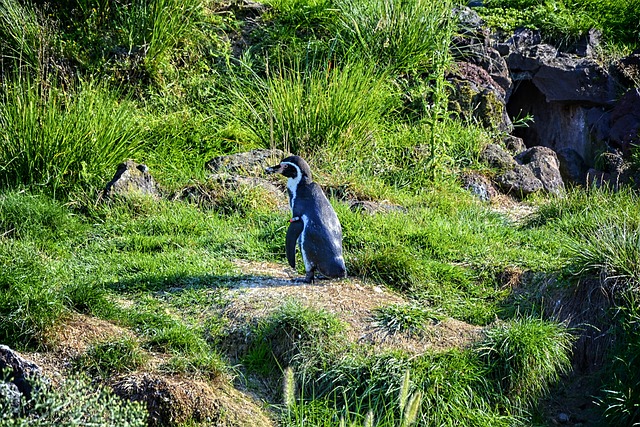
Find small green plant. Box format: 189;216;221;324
373;303;444;336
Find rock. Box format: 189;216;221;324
103;160;161;199
508;43;557;74
495;165;544;198
349;200;406;214
448;62;512;131
460;171;498;201
480;143;517;170
503;135;526;154
0;345;45;401
533;56;615;104
612;49;640;88
557;412;570;423
206;149;286;176
112;373;273;427
516;146;565;195
0;382;22;416
557;148;587;185
609;88;640;155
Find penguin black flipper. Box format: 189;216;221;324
285;219;304;269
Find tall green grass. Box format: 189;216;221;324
231;60;394;154
0;76;145;195
335;0;455;74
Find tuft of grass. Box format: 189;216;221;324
245;300;346;372
373;303;444;336
74;337;148;378
479;317;574;412
565;223;640;287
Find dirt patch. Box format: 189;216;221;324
224;260;483;357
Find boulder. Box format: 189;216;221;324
612;49;640;88
516;146;565;196
495;165;544;199
103;160;161;199
532;56;615;105
609;88;640;155
206;149;286;176
448;62;512;131
480;143;517;170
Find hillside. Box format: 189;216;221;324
1;0;640;426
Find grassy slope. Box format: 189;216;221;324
1;0;639;426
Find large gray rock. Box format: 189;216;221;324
205;149;286;176
103;160;161;199
495;165;544;199
533;56;615;105
460;171;499;202
556;147;587;185
516;146;565;195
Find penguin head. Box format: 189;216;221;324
265;155;312;182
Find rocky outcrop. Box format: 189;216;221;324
103;160;161;199
454;7;640;190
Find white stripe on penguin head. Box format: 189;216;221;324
282;161;302;212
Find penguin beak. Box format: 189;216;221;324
265;163;282;174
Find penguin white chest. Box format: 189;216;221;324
287;174;302;212
298;214;311;272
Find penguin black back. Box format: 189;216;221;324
266;156;346;283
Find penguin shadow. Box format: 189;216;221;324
229;270;342;289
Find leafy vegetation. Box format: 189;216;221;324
0;0;638;425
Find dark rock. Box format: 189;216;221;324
448;62;512;131
557;148;587;185
460;44;512;98
206;149;286;176
516;146;565;195
103;160;161;199
612;49;640;88
503;135;526;154
506;28;542;50
480;143;517;170
609;88;640;155
508;44;557;74
460;171;498;201
349;200;406;214
532;56;615;104
0;345;45;401
495;165;544;198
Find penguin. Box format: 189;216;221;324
265;155;347;283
